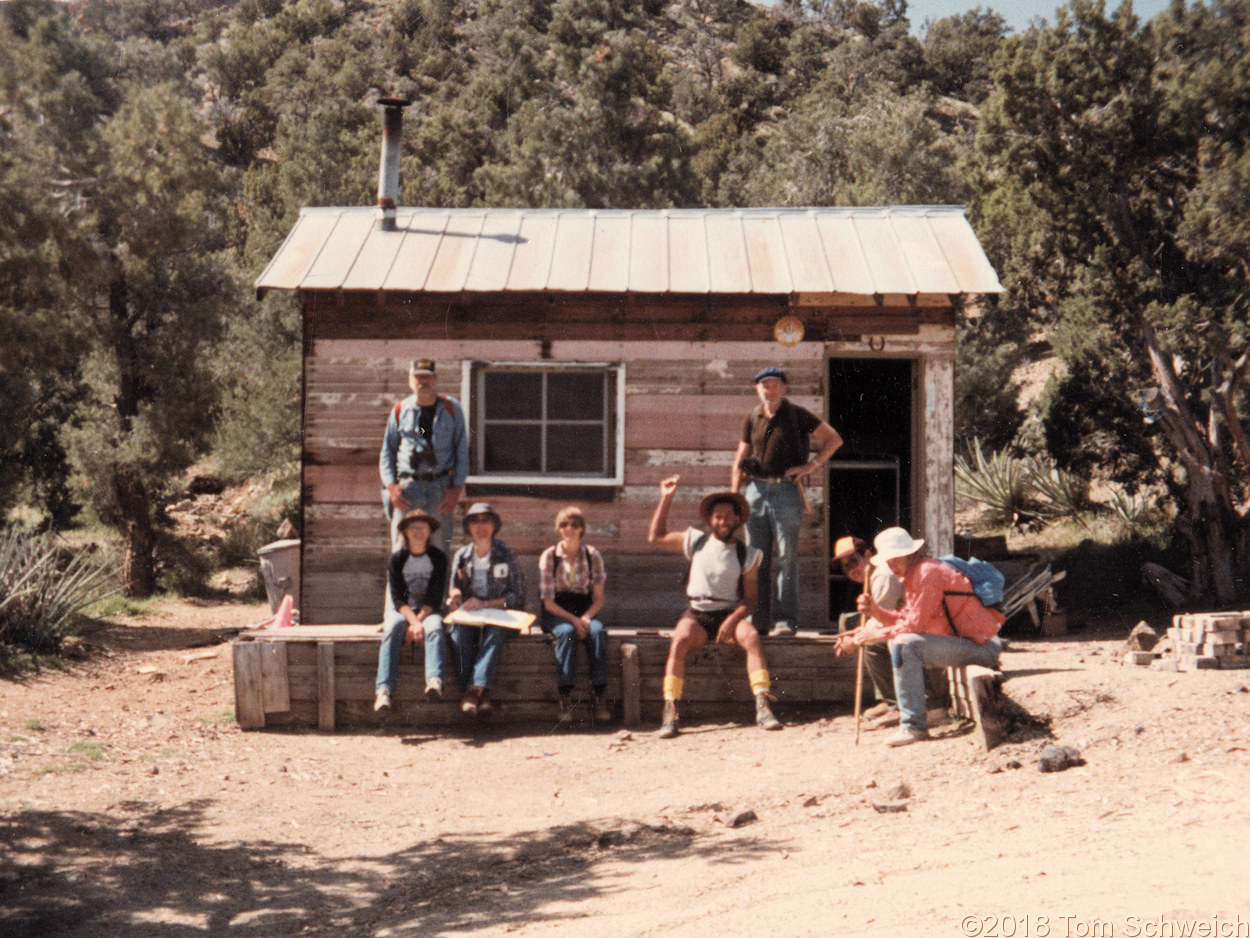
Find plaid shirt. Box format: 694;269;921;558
538;542;606;601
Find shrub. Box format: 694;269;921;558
0;528;117;654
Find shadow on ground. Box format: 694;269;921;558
1;800;781;937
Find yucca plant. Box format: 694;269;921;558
1106;487;1153;537
954;438;1032;522
0;528;118;654
1027;460;1091;519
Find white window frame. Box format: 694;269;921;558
461;361;625;487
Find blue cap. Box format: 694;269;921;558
753;366;788;384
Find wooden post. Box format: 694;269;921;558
620;643;640;727
233;642;266;730
259;642;290;714
317;641;336;732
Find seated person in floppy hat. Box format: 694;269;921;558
853;527;1003;747
447;502;526;718
647;475;782;739
832;535;949;731
374;509;449;712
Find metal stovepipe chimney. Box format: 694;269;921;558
376;97;410;232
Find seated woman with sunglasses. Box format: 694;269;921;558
538;506;611;723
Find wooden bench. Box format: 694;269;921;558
232;626;860;731
946;663;1007;750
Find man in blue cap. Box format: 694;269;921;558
731;366;842;636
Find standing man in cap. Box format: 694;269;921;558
647;475;782;738
380;358;470;555
731;366;842;636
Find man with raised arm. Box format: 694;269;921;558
647;475;782;739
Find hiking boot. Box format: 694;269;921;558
755;693;783;731
425;677;443;701
373;689;391;712
862;701;894;721
592;695;612;723
866;709;901;730
658;700;680;738
885;726;930;748
558;696;574;723
460;686;481;717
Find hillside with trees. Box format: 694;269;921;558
1;0;1247;604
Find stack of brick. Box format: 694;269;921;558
1162;612;1250;670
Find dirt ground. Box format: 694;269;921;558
3;585;1249;938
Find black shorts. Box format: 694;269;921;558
685;606;734;640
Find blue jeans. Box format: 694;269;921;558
744;479;804;632
541;611;608;693
384;478;454;555
375;613;448;693
451;624;509;691
890;633;1002;732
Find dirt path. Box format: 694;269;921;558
3;597;1249;937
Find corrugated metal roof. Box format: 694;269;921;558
255;206;1002;297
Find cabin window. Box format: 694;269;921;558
468;363;624;485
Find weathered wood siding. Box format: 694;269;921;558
299;292;956;626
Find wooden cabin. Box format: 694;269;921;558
255;205;1003;632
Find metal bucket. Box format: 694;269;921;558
257;539;300;613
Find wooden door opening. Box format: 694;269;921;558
826;357;914;626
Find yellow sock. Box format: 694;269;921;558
749;669;771;695
663;675;684;701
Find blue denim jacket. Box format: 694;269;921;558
450;540;526;610
379;393;470;488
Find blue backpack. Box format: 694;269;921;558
938;555;1005;608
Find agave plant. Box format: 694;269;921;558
954;438;1032;522
0;528;118;654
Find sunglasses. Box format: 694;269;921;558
558;520;583;530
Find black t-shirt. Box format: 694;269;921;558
417;403;436;441
741;398;821;477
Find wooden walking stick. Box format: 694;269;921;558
853;562;869;745
854;644;865;745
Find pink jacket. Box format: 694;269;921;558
874;558;1003;644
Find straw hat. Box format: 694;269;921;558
397;509;440;535
698;490;750;524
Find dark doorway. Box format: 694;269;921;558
826;357;913;626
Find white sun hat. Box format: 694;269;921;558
873;526;925;562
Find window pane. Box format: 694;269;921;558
485;372;542;421
484;424;541;473
547;425;604;474
547;372;604;420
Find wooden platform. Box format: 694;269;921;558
232;626;860;731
